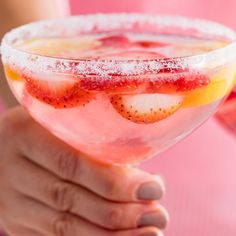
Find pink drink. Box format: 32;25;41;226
2;14;236;164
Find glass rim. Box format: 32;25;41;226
1;13;236;76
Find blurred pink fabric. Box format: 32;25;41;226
69;1;236;236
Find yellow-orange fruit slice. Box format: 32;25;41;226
183;65;236;107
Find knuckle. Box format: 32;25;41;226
0;120;20;178
104;178;119;200
53;213;74;236
103;169;126;200
105;205;123;230
0;108;32;152
50;181;75;211
0;108;30;137
0;115;15;141
55;150;81;180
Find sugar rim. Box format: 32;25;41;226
1;13;236;76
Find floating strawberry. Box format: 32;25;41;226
173;72;210;91
134;41;169;48
110;93;183;124
79;50;164;93
98;35;130;47
80;70;209;96
148;71;210;93
80;76;146;94
25;76;93;109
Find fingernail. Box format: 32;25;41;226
138;211;167;229
137;181;163;200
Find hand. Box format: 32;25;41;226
0;107;168;236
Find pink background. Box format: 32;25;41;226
69;1;236;236
70;0;236;28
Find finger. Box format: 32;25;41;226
10;195;164;236
11;156;168;230
20;228;46;236
17;118;165;202
6;226;47;236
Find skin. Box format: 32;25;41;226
0;107;168;236
0;1;168;235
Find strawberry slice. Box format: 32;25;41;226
148;71;210;93
25;76;93;109
79;50;164;93
174;73;210;91
80;70;209;95
98;35;130;47
80;76;146;94
134;41;169;48
110;93;183;124
98;34;169;49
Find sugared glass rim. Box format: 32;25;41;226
1;13;236;76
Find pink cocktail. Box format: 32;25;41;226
1;14;236;164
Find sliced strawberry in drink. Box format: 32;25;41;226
110;93;183;124
134;41;169;48
79;50;164;93
97;34;169;49
149;71;210;93
80;76;146;94
174;73;210;91
98;35;130;47
25;76;93;109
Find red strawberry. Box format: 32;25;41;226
134;41;169;48
98;34;169;49
110;93;183;124
98;35;130;47
174;73;210;91
78;51;164;94
25;76;93;109
80;71;209;95
80;76;146;94
148;71;210;93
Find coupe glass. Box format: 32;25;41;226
1;14;236;165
